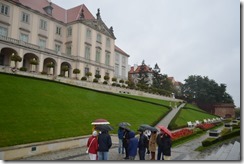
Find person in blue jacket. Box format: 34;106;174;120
127;131;138;160
117;127;124;154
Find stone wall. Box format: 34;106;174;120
214;103;235;118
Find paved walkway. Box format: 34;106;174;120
20;103;240;161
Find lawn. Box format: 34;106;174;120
0;73;170;147
170;107;218;128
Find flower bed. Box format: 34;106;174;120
172;128;194;140
196;123;214;130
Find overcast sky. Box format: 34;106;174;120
52;0;241;108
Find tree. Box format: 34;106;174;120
137;60;150;89
182;75;234;105
11;53;22;69
73;68;80;79
61;65;69;77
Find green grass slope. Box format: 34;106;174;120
0;73;170;147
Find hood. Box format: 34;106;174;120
128;131;135;138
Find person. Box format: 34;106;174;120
122;128;130;159
86;130;98;160
162;133;172;160
145;130;151;155
118;127;124;154
137;128;148;160
97;130;112;160
149;131;157;160
127;131;138;160
156;130;164;160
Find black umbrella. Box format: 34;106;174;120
95;124;114;131
140;124;158;132
118;122;131;128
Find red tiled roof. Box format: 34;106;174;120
17;0;94;23
129;65;153;74
115;45;129;57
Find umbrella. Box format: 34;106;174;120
91;118;110;125
139;124;158;132
95;124;114;131
157;125;173;138
118;122;131;128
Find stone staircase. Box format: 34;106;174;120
197;141;240;160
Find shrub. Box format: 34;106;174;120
93;78;98;83
112;77;117;82
95;74;101;79
119;79;124;83
19;67;27;72
103;81;108;85
116;83;121;87
81;76;87;81
85;72;92;77
41;71;47;75
112;83;116;86
104;75;110;81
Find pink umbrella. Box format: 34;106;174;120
157;125;173;138
91;118;110;125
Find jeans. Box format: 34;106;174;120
98;151;109;160
157;147;164;160
138;148;146;160
118;139;124;154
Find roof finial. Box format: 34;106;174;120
80;9;84;19
96;8;101;20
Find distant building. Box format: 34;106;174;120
128;64;154;86
0;0;129;81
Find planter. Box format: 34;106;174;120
208;130;221;138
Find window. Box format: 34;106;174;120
96;33;102;43
122;66;126;78
22;12;29;23
106;38;110;48
0;26;8;36
56;26;61;35
66;45;72;55
0;3;9;16
40;19;47;30
115;53;119;63
67;26;72;37
122;56;126;65
86;29;91;39
84;67;89;74
115;64;119;77
105;52;110;66
95;69;100;75
20;33;28;42
39;39;46;48
85;46;90;60
55;44;61;52
95;48;101;63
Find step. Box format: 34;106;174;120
226;141;240;160
206;145;226;160
217;143;233;160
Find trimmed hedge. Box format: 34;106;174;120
202;129;240;147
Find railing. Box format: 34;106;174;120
0;35;114;70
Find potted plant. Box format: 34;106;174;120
73;68;80;79
11;53;22;69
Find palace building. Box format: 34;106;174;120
0;0;129;81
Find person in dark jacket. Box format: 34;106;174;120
156;130;164;160
118;127;124;154
122;128;130;159
128;131;138;160
97;130;112;160
162;133;172;160
137;128;148;160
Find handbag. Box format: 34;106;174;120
86;138;95;154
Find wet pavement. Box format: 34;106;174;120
21;127;240;161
